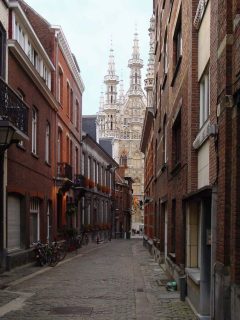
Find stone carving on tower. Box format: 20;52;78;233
97;32;147;229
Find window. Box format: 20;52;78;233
67;82;70;116
32;107;38;154
88;157;91;179
45;122;50;163
110;115;113;130
30;198;40;243
173;8;182;70
81;197;85;225
75;100;79;130
70;89;73;121
93;160;96;183
96;163;99;184
200;68;209;127
58;67;63;104
87;204;91;224
162;116;167;164
66;136;70;164
57;128;62;163
75;147;79;174
171;199;176;253
82;152;85;175
172;111;181;167
17;89;25;147
0;22;6;79
46;201;52;242
70;140;73;166
186;203;200;268
120;154;128;167
163;30;168;74
33;49;40;72
42;65;50;88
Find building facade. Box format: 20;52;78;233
79;132;118;239
145;0;240;319
0;0;84;271
0;0;29;271
141;15;155;242
19;0;84;238
6;0;57;269
96;35;147;231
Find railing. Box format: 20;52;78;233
0;77;28;135
74;174;86;188
57;163;72;180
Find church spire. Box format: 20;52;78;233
104;42;119;106
128;29;144;96
144;15;155;107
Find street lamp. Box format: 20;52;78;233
0;120;26;271
0;121;21;152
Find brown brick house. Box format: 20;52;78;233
147;0;240;318
3;0;84;270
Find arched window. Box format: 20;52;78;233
120;153;128;167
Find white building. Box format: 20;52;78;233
96;33;147;227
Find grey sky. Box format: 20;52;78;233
25;0;152;115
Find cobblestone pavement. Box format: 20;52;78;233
0;240;197;320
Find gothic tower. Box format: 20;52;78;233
96;45;119;143
97;32;147;230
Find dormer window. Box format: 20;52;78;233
14;18;51;90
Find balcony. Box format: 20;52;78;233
74;174;86;188
57;162;72;181
0;77;28;135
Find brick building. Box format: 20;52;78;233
145;0;240;319
6;0;57;269
141;15;155;242
115;170;133;239
0;0;29;271
0;0;84;271
19;0;84;238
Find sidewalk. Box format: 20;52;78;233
0;240;102;290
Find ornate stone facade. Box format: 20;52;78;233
96;33;147;228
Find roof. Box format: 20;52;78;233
82;116;97;141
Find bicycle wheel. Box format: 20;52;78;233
49;251;59;267
84;234;89;245
58;244;67;261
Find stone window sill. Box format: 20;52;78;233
185;267;200;285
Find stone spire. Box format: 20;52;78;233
128;29;144;96
118;77;125;104
104;42;119;107
144;15;155;107
99;88;104;111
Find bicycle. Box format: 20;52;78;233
79;231;89;246
33;241;61;267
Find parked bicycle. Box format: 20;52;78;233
79;231;89;246
33;241;64;267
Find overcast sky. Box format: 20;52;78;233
25;0;152;115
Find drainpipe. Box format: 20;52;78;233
210;185;217;319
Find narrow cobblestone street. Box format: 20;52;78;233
0;240;196;320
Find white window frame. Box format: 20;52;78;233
46;202;50;241
30;198;40;243
32;107;37;154
82;152;85;175
200;68;210;128
45;122;50;163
